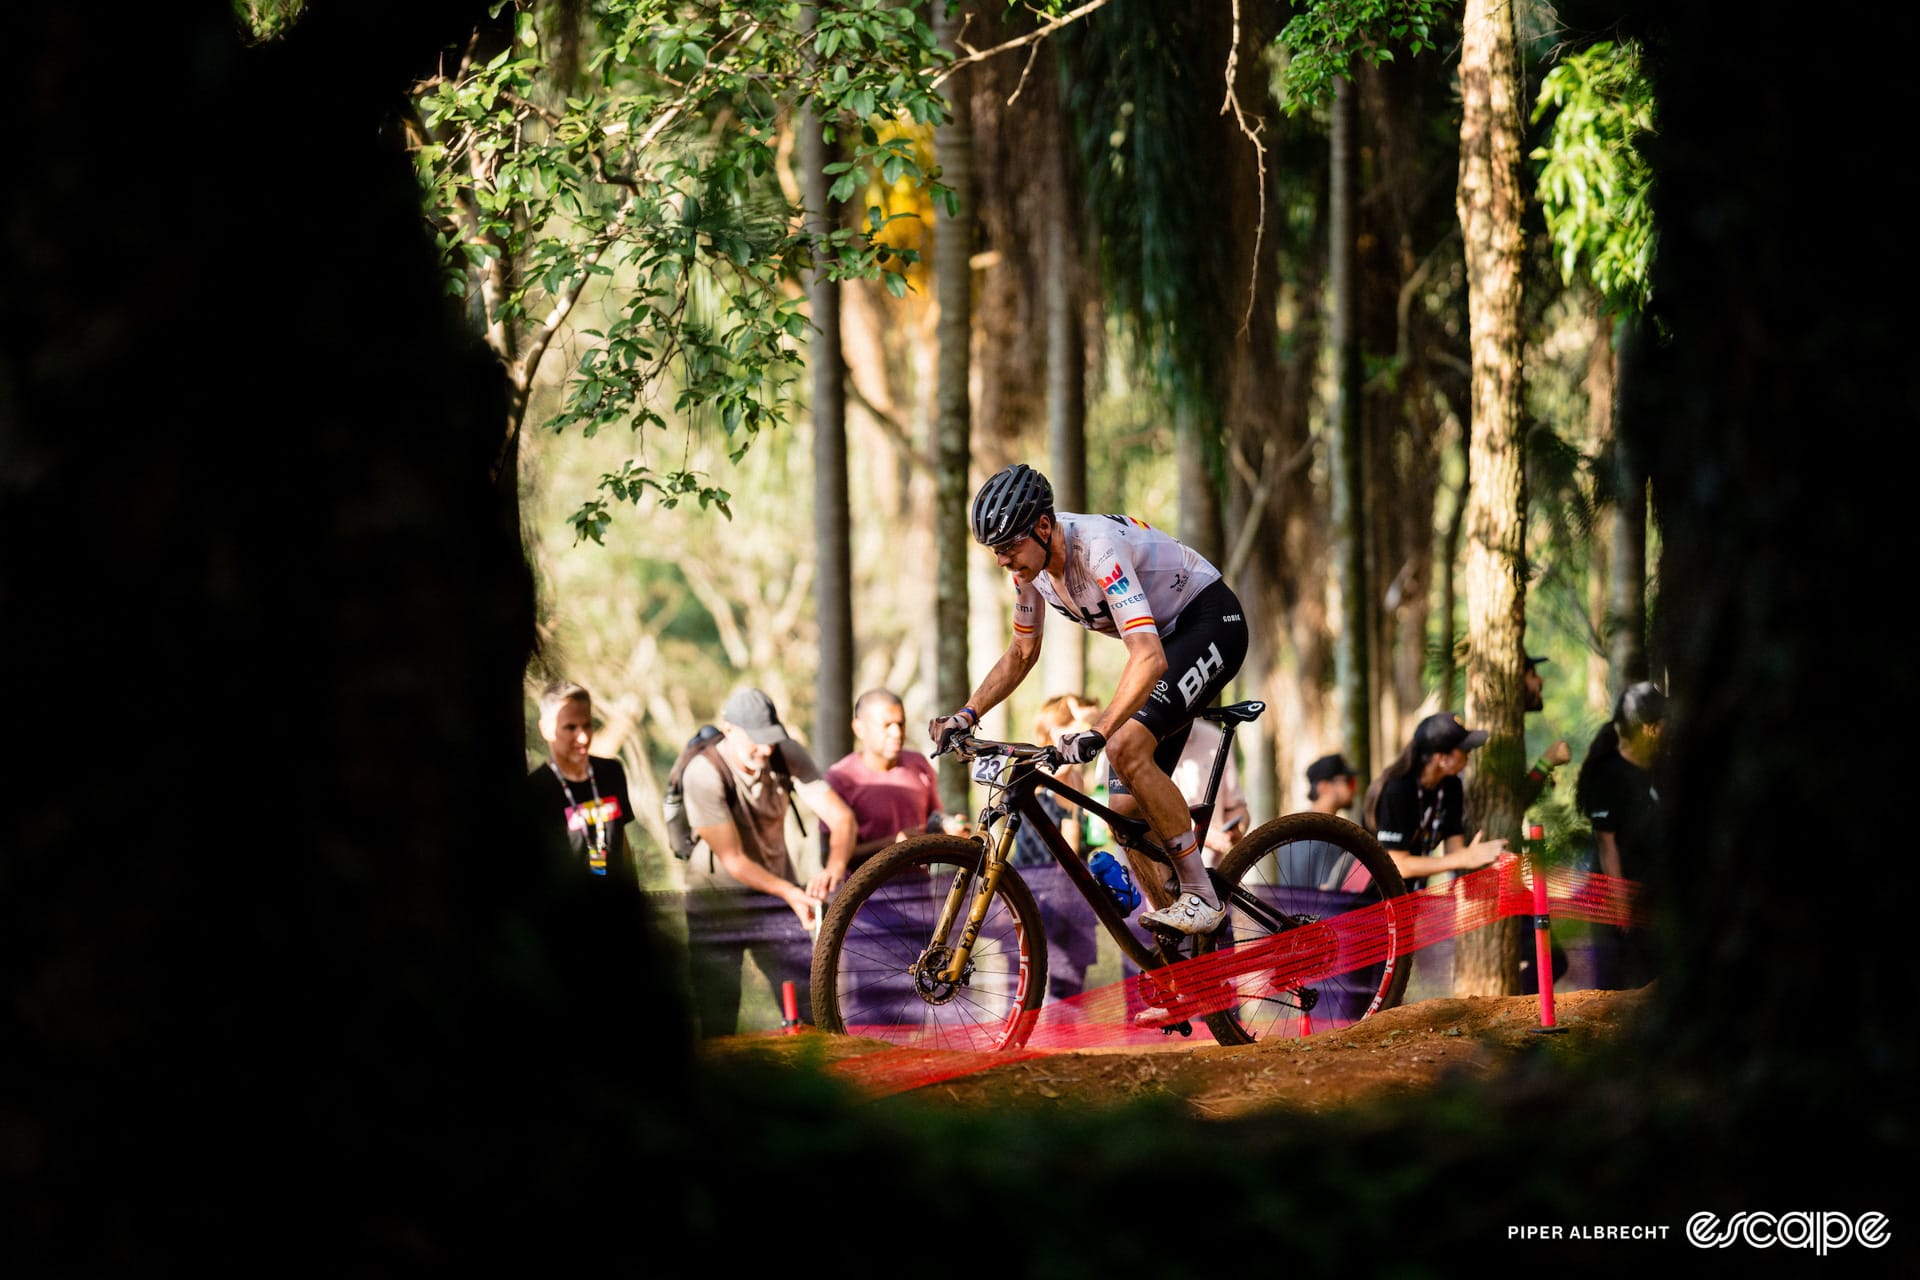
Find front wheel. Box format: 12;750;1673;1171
1196;812;1410;1045
810;834;1047;1051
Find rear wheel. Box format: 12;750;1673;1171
1196;812;1410;1045
810;834;1047;1051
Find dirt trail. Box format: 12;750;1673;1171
705;986;1651;1116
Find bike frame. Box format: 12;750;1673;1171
930;711;1251;982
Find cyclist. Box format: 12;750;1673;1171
928;463;1248;935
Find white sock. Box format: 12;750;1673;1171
1167;831;1217;905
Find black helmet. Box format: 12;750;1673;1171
970;464;1054;546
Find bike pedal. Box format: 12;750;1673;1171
1160;1020;1194;1038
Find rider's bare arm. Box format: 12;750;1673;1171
959;613;1044;722
1092;629;1168;739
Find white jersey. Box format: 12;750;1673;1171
1011;512;1220;641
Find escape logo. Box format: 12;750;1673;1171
1686;1211;1889;1254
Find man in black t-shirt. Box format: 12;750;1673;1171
526;680;637;883
1574;681;1668;988
1580;744;1660;884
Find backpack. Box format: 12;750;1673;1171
663;725;807;871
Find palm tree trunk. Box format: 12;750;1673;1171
1610;315;1650;687
803;3;851;763
1043;108;1087;701
1330;75;1372;781
933;0;975;809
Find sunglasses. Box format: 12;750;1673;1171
990;519;1043;559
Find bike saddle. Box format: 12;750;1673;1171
1196;700;1265;724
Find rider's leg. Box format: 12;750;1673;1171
1105;720;1217;908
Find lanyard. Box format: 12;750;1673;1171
549;761;608;865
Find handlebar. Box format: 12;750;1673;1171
935;729;1063;771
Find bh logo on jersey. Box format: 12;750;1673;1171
1099;563;1131;597
1176;643;1225;706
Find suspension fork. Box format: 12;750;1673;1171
933;816;1021;984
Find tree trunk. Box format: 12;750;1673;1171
1609;315;1649;688
1587;507;1613;714
1330;76;1372;781
1583;304;1616;716
1453;0;1526;997
933;0;975;809
1176;403;1225;569
803;6;852;764
1436;422;1467;714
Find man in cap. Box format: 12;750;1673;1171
1304;752;1359;816
680;687;855;1036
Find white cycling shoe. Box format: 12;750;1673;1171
1139;892;1227;935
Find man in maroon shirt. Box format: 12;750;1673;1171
826;688;969;870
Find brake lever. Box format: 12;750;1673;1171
933;727;974;759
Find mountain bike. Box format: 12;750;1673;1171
809;700;1410;1051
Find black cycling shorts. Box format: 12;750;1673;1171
1106;578;1249;793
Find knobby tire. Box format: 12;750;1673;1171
1195;812;1410;1045
811;834;1048;1052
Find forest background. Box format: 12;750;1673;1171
6;0;1908;1269
416;0;1662;921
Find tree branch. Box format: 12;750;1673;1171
681;562;753;669
1224;429;1318;584
491;194;638;486
847;377;934;471
1221;0;1268;340
928;0;1117;90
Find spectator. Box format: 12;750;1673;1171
1576;681;1668;884
681;687;855;1037
1304;753;1358;816
526;680;636;883
1281;753;1362;890
1011;693;1099;866
1576;681;1668;989
1519;654;1573;810
1361;712;1508;890
826;688;968;870
1169;718;1250;863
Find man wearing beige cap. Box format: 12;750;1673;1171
680;688;855;1036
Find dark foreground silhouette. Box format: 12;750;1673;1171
3;1;1908;1272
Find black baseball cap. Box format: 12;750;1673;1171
1412;712;1488;754
1305;753;1356;786
721;688;797;746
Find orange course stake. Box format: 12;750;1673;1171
781;980;803;1033
1528;824;1566;1035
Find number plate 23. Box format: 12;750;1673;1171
971;753;1007;784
